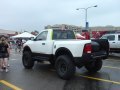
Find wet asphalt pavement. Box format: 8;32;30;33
0;50;120;90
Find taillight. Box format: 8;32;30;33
83;43;92;53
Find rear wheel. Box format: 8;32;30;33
22;51;34;69
55;55;75;80
85;59;102;72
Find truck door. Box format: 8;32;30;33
115;35;120;49
32;31;48;54
107;35;116;50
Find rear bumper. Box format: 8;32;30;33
74;51;108;67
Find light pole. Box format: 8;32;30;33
76;5;97;30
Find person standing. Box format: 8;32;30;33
17;39;22;52
0;36;10;72
15;39;19;52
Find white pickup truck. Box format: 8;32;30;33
22;29;109;80
101;33;120;53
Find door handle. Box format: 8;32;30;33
42;43;45;45
112;42;115;43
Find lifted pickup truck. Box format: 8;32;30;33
22;29;109;80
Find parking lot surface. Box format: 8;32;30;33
0;50;120;90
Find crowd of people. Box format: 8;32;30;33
14;39;23;52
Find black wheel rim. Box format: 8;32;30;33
58;61;67;74
23;55;29;66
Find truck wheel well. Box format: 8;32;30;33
23;46;31;53
55;48;73;60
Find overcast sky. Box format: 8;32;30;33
0;0;120;32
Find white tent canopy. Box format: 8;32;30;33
12;32;36;38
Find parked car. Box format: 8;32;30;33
22;29;109;80
101;33;120;53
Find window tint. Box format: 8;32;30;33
53;30;75;40
101;35;107;39
118;35;120;41
36;31;48;40
107;35;115;41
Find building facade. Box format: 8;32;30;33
45;24;120;39
90;26;120;32
0;29;18;37
45;24;82;33
45;24;120;33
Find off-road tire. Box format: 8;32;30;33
22;51;34;69
85;59;102;72
55;55;75;80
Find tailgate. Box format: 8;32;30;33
91;39;109;59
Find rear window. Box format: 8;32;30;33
52;30;75;40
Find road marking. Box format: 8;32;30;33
76;73;120;85
50;68;120;84
0;80;22;90
103;66;120;70
49;67;120;85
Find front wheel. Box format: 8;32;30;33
22;51;34;69
55;55;76;80
85;59;102;73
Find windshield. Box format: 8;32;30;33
52;30;75;40
100;35;107;39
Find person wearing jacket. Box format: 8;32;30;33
0;36;10;72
